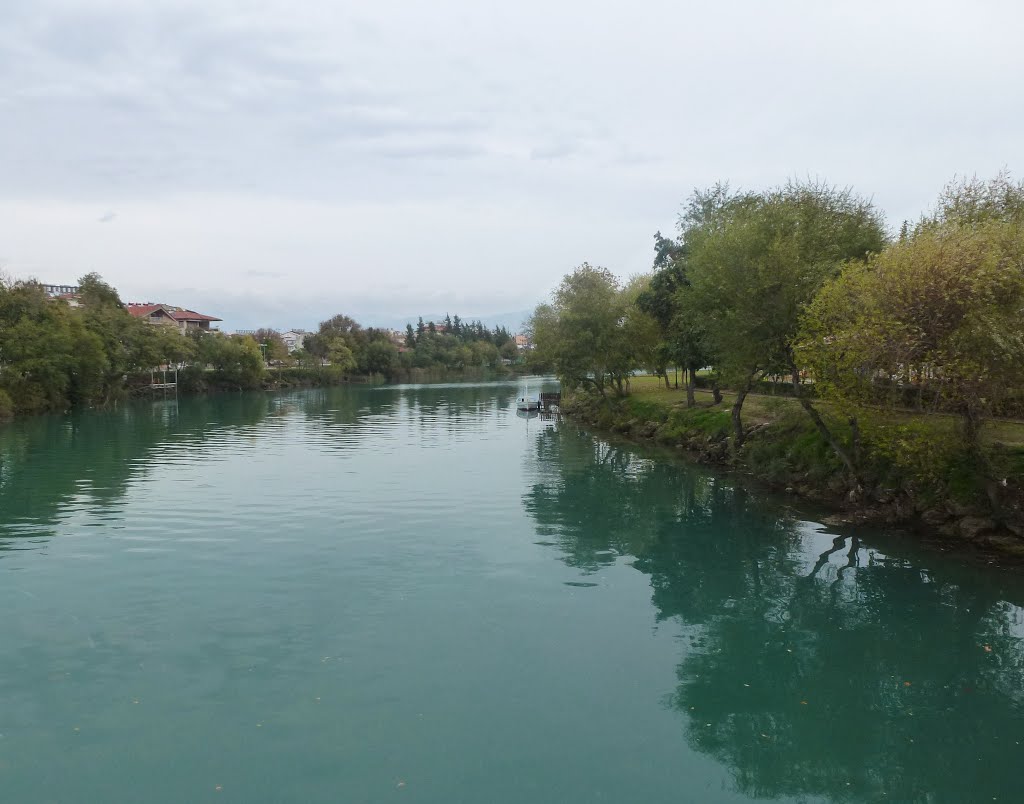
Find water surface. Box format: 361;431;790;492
2;382;1023;802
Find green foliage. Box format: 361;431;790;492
741;412;840;484
0;280;82;413
859;415;963;496
530;263;651;397
359;338;399;375
305;311;510;379
680;180;887;386
0;274;210;414
252;328;289;362
801;173;1024;454
543;172;1024;515
191;332;266;389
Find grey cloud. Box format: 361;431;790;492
97;211;116;223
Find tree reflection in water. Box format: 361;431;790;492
524;422;1024;802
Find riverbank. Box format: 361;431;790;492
563;378;1024;556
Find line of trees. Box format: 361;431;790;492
295;313;519;376
0;278;524;418
530;173;1024;480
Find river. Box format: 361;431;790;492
1;381;1023;803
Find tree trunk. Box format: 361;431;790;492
663;372;670;390
790;360;858;480
711;379;722;404
731;377;752;447
961;404;984;463
849;416;862;468
685;368;696;408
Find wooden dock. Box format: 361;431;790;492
539;392;561;411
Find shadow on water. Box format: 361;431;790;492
523;421;1024;802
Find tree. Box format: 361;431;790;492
0;280;81;412
72;273;127;402
801;173;1024;460
680;181;886;456
636;232;718;401
500;340;519;362
325;337;357;374
621;274;663;382
405;324;416;348
303;333;329;365
252;328;288;363
359;338;399;375
192;332;265;388
530;263;636;398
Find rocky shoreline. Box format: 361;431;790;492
563;394;1024;559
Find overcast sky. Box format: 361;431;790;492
1;0;1020;330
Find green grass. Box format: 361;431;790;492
626;373;1024;449
616;372;1024;508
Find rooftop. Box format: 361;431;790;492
126;303;221;322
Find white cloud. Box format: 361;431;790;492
1;0;1021;328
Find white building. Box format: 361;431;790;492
280;330;311;352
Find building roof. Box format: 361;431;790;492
126;303;221;322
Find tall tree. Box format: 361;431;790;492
529;263;636;398
680;181;886;455
801;173;1024;461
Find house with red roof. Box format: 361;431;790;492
126;303;221;333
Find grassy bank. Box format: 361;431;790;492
565;375;1024;554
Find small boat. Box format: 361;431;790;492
516;385;541;411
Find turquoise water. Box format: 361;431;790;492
2;382;1024;803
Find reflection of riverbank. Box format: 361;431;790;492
522;420;1024;802
0;381;522;550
